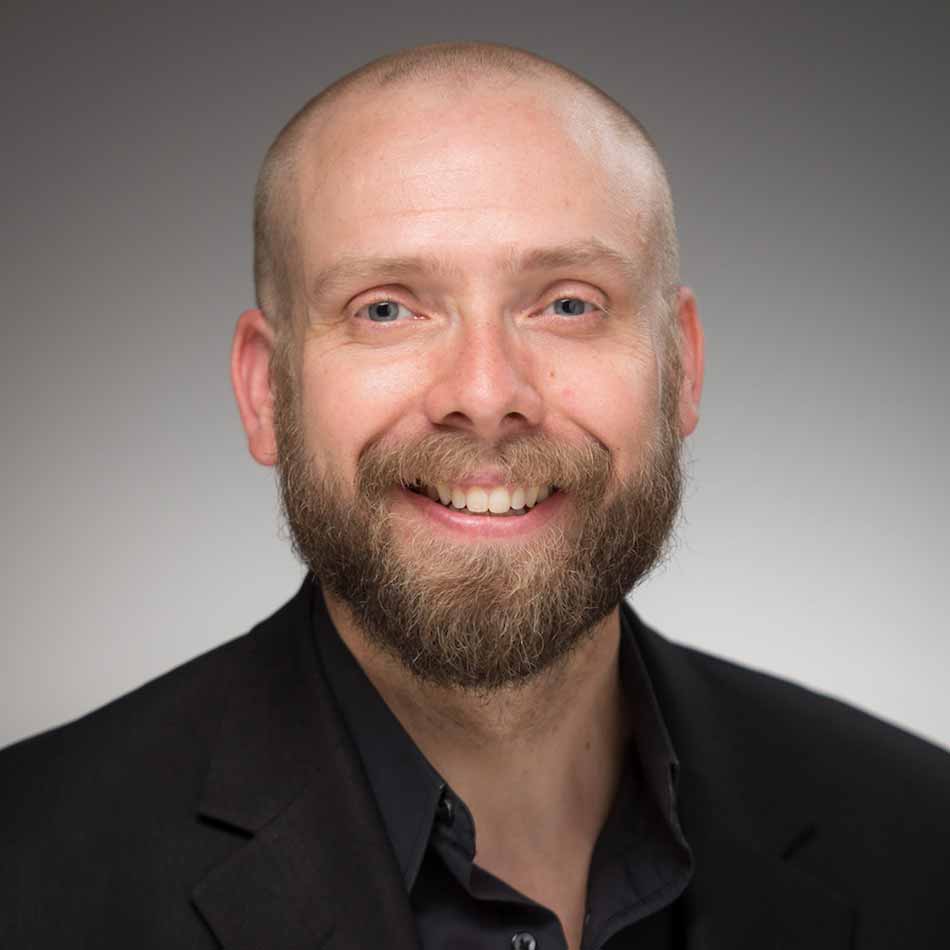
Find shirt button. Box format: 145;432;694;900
437;792;455;826
511;933;537;950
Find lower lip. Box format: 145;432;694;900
395;487;567;539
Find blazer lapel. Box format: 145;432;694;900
191;578;420;950
676;767;854;949
626;605;856;949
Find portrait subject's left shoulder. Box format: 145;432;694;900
630;608;950;793
630;609;950;938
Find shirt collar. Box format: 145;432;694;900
313;589;443;888
313;588;685;891
618;600;683;831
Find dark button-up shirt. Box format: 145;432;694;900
313;594;693;949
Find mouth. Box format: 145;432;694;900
403;480;560;517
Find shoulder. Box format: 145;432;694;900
1;621;254;817
634;613;950;935
1;582;308;793
654;629;950;787
0;638;236;944
0;626;258;906
0;585;312;945
630;605;949;769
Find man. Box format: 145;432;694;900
1;42;947;950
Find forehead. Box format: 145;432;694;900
293;77;658;284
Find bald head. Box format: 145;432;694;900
253;42;679;342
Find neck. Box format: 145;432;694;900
324;589;629;893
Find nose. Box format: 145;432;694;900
422;318;544;444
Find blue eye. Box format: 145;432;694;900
549;297;595;317
364;300;412;322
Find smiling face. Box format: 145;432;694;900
243;72;702;690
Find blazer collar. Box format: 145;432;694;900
626;603;856;948
191;576;420;950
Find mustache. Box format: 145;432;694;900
356;431;615;503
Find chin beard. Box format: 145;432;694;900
272;361;684;693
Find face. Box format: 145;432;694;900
269;78;693;691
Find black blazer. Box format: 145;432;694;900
2;577;948;949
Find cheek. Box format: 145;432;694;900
298;344;426;475
548;343;660;468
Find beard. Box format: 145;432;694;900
272;351;685;693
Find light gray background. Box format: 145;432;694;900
2;0;947;750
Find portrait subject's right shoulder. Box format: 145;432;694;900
0;581;312;850
1;625;251;824
0;580;343;947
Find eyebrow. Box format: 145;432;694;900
510;238;643;285
307;237;643;306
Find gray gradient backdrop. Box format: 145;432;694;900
2;1;948;750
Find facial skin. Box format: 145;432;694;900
233;75;704;692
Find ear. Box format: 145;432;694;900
674;286;704;437
231;308;279;466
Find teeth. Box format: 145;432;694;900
414;480;555;515
488;487;510;514
466;487;489;513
